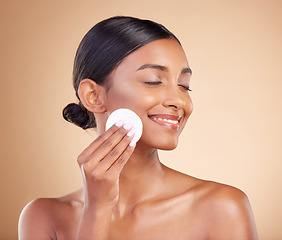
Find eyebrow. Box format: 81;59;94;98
137;64;192;74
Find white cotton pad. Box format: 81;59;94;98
105;108;143;143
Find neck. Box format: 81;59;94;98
115;144;168;217
94;123;169;216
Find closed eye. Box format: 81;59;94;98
179;84;192;91
144;81;162;85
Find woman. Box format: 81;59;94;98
18;16;258;239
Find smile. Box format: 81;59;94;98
148;114;181;130
151;117;178;124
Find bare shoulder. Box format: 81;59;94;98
166;167;249;202
18;189;84;240
168;169;252;213
165;168;258;239
192;180;258;239
197;180;250;206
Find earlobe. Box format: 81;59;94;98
77;79;107;113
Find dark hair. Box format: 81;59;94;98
63;16;180;129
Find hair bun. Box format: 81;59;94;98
62;103;96;129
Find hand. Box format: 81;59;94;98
77;121;136;209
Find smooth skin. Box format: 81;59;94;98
18;39;258;240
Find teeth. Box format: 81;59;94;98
152;117;178;124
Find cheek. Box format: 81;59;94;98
188;99;193;115
185;94;193;114
106;84;158;113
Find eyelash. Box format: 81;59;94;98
144;81;162;85
144;81;192;91
179;85;192;91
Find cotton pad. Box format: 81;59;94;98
105;108;143;143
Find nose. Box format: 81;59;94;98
162;85;186;110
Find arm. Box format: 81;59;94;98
75;122;135;240
75;203;113;240
18;123;135;240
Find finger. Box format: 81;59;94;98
107;141;136;177
77;120;124;166
94;130;135;173
85;125;134;172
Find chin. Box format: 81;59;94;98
150;138;179;151
158;143;178;151
138;132;180;151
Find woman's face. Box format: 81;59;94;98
104;38;193;150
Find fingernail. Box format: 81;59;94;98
123;123;132;130
129;140;136;147
115;120;124;127
127;129;135;137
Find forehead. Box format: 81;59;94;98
111;38;189;77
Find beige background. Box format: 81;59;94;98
1;0;281;239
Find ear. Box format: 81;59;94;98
77;79;107;113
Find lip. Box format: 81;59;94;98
148;114;182;130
